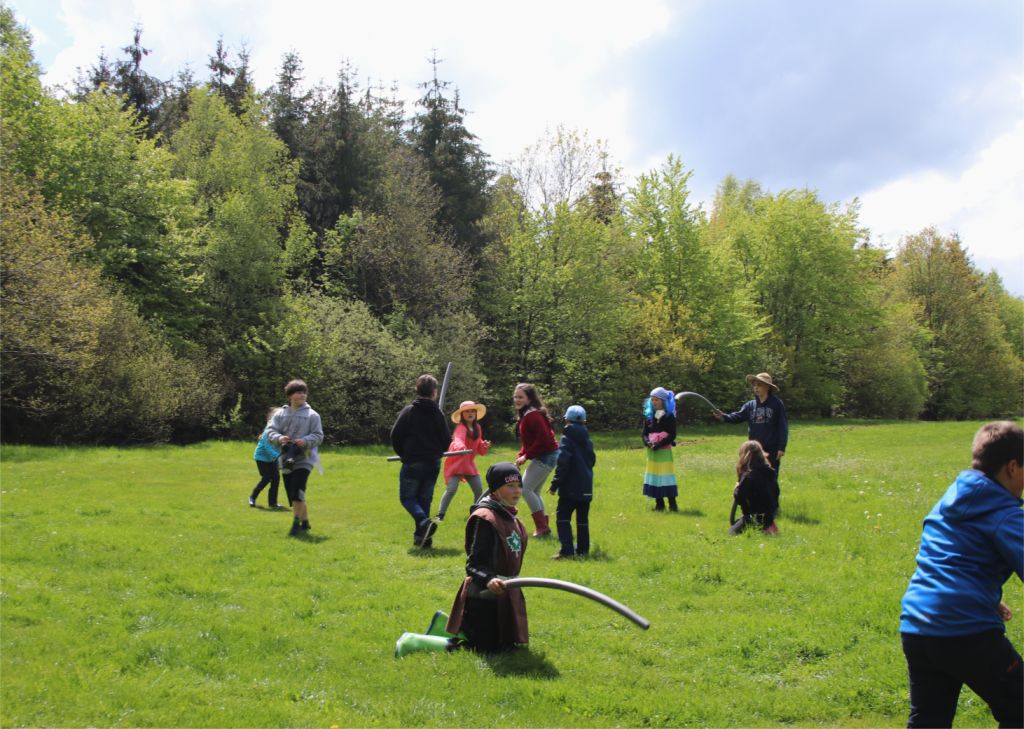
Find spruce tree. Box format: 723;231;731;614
409;52;493;258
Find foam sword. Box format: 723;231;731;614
502;577;650;630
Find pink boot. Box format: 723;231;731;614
532;511;551;537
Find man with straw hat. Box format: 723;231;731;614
714;372;789;476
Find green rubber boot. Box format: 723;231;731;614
394;632;451;658
425;610;467;641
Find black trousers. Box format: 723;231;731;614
901;630;1023;728
251;460;281;505
556;497;590;556
282;468;310;504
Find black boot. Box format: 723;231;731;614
654;498;665;511
668;497;678;512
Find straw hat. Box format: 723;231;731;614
451;400;487;423
745;372;779;392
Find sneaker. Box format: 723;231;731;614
301;521;311;531
288;522;302;537
764;523;779;535
435;513;445;522
420;519;438;540
248;496;256;507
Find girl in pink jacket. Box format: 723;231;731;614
436;401;492;521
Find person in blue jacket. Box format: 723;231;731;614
249;408;284;508
899;420;1023;728
713;372;788;476
548;405;596;560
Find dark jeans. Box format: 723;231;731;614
399;461;440;535
556;497;590;556
902;630;1023;728
282;468;310;504
729;513;773;535
251;459;281;505
768;451;782;478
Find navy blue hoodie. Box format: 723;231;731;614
549;423;595;502
722;394;788;454
900;469;1024;636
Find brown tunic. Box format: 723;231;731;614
446;501;529;645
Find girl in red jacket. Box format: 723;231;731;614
513;383;560;537
436;401;491;521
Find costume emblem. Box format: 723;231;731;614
506;532;522;554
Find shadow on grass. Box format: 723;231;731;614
407;547;463;558
575;545;613;562
673;508;705;517
290;533;330;544
783;510;821;526
484;648;560;679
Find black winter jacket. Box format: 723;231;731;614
735;463;779;518
549;423;596;502
390;397;450;463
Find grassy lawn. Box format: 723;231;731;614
2;420;1021;727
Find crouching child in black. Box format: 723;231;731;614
394;462;529;657
549;405;596;559
729;440;779;535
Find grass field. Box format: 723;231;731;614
2;420;1022;728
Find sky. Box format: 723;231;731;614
10;0;1024;294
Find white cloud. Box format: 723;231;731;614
34;0;675;166
859;120;1024;293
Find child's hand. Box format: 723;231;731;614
515;455;526;467
279;435;291;445
998;601;1013;622
487;578;506;595
294;438;306;448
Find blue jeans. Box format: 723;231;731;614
399;461;440;533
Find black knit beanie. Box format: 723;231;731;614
484;461;522;495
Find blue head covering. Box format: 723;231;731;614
643;387;676;418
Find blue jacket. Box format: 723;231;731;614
253;430;281;463
722;394;788;453
549;424;595;502
900;469;1024;636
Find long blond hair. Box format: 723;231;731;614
736;440;770;478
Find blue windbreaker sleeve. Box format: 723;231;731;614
777;400;789;452
993;507;1024;581
550;434;574;493
722;400;752;424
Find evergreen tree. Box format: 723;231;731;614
72;26;164;136
409;53;493;258
113;25;164;133
268;51;310;157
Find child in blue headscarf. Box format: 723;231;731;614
642;386;678;511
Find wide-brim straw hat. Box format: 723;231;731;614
451;400;487;423
745;372;779;392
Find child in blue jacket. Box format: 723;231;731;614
548;405;596;559
899;421;1023;728
249;408;283;508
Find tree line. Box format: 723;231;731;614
2;11;1021;445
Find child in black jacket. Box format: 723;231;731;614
729;440;779;535
549;405;596;559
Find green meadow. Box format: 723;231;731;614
2;421;1021;728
